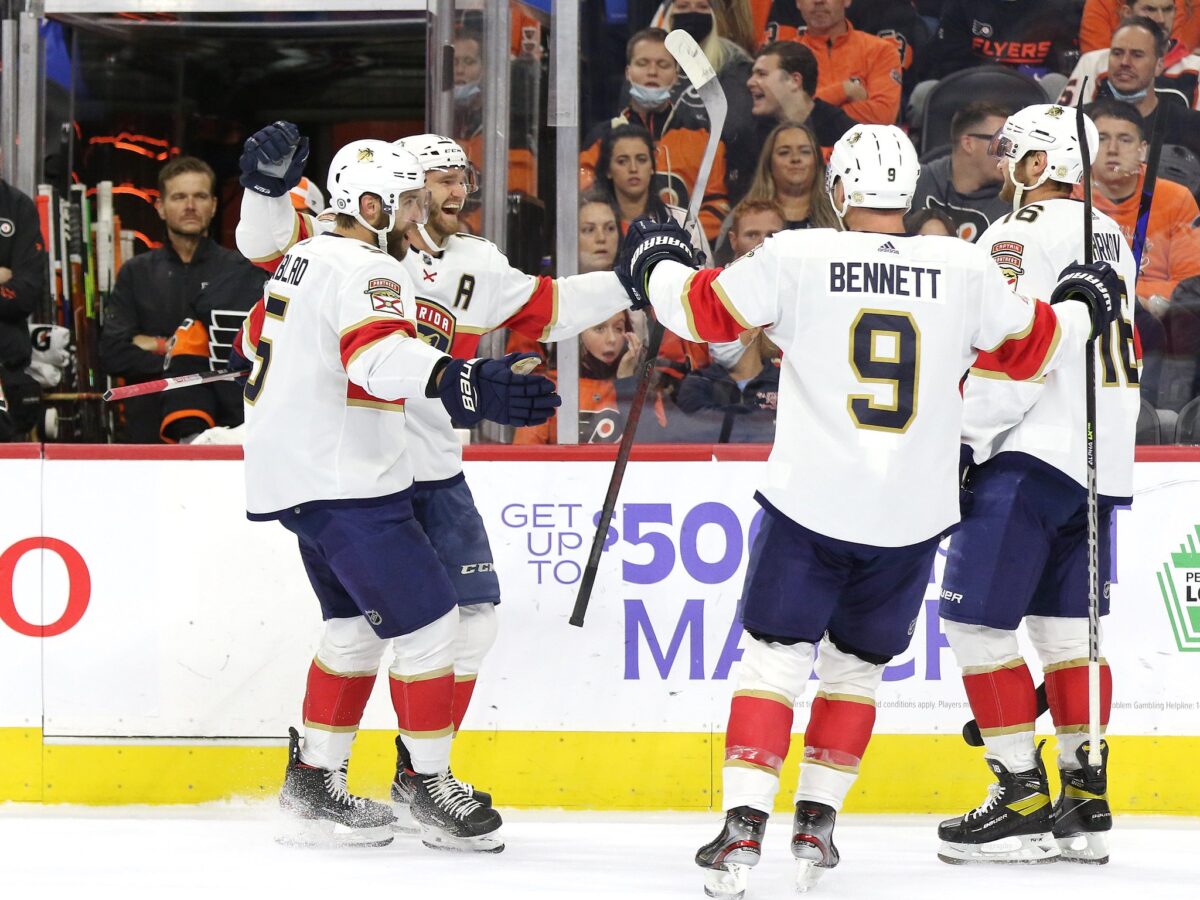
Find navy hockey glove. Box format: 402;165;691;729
1050;261;1121;341
616;217;698;311
437;352;561;427
239;121;310;198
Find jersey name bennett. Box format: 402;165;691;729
829;262;941;299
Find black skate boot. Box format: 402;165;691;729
937;744;1059;865
277;727;395;848
401;766;504;852
390;735;492;835
791;801;840;893
1053;740;1111;864
695;806;768;900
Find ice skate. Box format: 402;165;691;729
390;735;492;835
938;746;1059;865
276;727;395;848
1053;740;1111;864
695;806;768;900
791;801;840;893
399;766;504;852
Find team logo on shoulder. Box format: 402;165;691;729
0;218;14;237
357;147;375;163
991;240;1025;285
365;277;407;317
414;297;457;352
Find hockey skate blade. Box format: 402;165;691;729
938;833;1060;865
275;818;394;849
793;858;829;894
702;863;749;900
1056;831;1109;864
390;799;421;835
418;822;505;854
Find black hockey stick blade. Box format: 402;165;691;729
570;314;666;627
962;683;1049;747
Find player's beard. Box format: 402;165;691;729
387;229;408;260
426;205;460;244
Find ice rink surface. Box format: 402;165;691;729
1;806;1192;899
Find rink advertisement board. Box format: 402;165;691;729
2;445;1199;811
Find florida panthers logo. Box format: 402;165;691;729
414;297;457;352
365;278;407;317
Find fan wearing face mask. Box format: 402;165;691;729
579;26;733;241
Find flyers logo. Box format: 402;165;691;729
365;277;407;317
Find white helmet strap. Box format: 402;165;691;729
417;222;446;252
1008;152;1052;212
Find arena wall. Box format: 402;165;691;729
1;445;1198;813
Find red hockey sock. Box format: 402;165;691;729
804;692;876;771
724;693;794;774
301;659;375;731
1045;659;1112;733
962;660;1039;737
452;675;477;733
389;670;455;739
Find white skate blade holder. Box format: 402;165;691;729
938;832;1061;865
793;858;829;894
275;816;394;849
1056;831;1109;864
418;821;505;854
703;863;750;900
390;798;421;836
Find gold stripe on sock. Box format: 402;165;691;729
979;723;1036;737
962;658;1025;676
814;691;875;706
732;688;793;707
1043;657;1109;674
312;657;377;679
396;725;454;739
725;758;781;776
803;757;860;775
389;665;454;684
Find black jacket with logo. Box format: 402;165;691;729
0;180;47;370
923;0;1084;80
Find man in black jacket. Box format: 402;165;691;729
0;178;48;441
99;155;257;442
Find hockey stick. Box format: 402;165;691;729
569;30;727;627
103;369;242;402
1132;90;1168;270
1075;90;1105;770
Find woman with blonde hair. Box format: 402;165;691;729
743;121;839;230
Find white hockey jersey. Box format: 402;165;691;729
963;198;1141;501
647;229;1092;547
240;232;447;518
237;192;629;481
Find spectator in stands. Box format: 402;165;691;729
1080;99;1200;402
1088;18;1200;160
1063;2;1200;108
1080;0;1200;54
658;2;759;202
910;101;1012;242
579;27;731;242
922;0;1084;80
100;156;256;443
727;198;787;258
761;0;932;93
578;192;620;274
673;326;780;442
742;122;839;229
765;0;904;124
746;41;858;163
593;123;712;259
905;207;961;236
513;310;670;445
0;174;47;442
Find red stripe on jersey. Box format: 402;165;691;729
389;672;454;735
962;662;1038;731
686;268;744;343
302;662;376;728
724;694;795;773
1045;661;1112;730
973;300;1061;381
805;695;876;764
339;318;417;369
346;381;405;410
500;275;556;340
244;299;266;348
1133;321;1143;362
450;332;482;359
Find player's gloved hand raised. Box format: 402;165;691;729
436;352;561;427
1050;261;1121;340
615;217;698;311
239;121;310;198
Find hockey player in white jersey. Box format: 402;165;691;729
614;124;1123;897
236;122;629;827
241;139;559;851
935;104;1141;866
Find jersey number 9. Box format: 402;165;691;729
847;310;920;433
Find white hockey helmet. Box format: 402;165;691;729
824;124;919;221
990;104;1099;206
394;133;479;193
326;139;427;239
